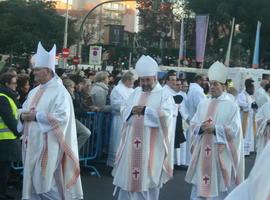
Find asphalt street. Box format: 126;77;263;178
12;153;255;200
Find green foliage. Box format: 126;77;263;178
0;0;77;55
136;0;174;48
186;0;270;64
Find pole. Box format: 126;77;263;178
75;0;136;70
63;0;69;69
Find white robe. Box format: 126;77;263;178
187;83;206;119
107;81;134;167
19;78;83;200
255;101;270;160
112;83;174;198
186;83;206;166
236;90;256;155
225;142;270;200
255;86;269;108
176;90;189;166
185;93;244;200
162;85;179;167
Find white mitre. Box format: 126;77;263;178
208;61;228;84
32;42;56;72
135;55;159;77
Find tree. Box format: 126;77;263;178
0;0;77;56
137;0;174;49
185;0;270;66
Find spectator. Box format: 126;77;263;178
17;73;30;105
90;71;112;112
63;79;92;150
0;72;21;200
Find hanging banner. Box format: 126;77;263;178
196;14;209;68
252;21;262;69
178;18;185;66
224;17;235;67
89;46;102;65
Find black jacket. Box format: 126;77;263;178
0;85;22;161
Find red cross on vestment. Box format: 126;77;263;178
132;168;140;180
206;118;213;124
134;137;142;149
203;175;210;185
204;146;212;156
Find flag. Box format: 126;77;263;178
252;21;262;69
178;19;184;66
196;14;209;68
224;17;235;67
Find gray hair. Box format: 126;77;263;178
95;71;109;82
121;71;135;83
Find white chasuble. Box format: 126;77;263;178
185;93;244;199
255;101;270;160
112;83;175;192
20;78;83;199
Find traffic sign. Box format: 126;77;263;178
62;48;70;58
73;56;80;65
89;46;102;65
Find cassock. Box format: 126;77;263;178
107;80;134;167
19;78;83;200
255;101;270;159
185;93;244;200
112;83;174;199
236;90;256;155
225;142;270;200
186;83;206;166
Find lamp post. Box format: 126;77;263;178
63;0;69;68
75;0;136;69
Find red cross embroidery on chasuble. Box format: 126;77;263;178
203;175;210;185
132;168;140;180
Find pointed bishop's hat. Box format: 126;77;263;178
135;55;159;77
208;61;228;84
32;42;56;72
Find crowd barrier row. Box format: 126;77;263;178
11;112;112;178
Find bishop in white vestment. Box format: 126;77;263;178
112;55;175;200
19;42;83;200
225;141;270;200
185;62;244;200
255;101;270;159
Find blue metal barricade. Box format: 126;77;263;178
11;112;112;178
79;112;101;177
11;161;23;172
79;112;112;177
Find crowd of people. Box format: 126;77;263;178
1;42;270;200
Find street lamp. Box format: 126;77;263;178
75;0;136;69
63;0;69;68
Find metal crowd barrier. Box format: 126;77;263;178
11;161;23;172
11;112;112;178
79;112;112;177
